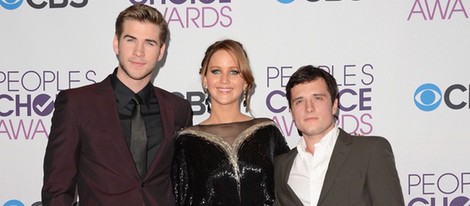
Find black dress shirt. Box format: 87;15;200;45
111;72;163;169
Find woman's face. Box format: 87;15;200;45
203;49;247;110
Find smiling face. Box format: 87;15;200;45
113;19;166;92
203;49;247;110
290;78;338;141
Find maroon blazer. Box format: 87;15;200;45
42;75;193;206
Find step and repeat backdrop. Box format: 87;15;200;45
1;0;469;205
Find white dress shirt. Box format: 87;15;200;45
288;126;339;206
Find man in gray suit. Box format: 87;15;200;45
274;65;405;206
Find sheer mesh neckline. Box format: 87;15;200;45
183;118;272;146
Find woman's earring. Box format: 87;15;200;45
204;88;211;113
242;91;247;108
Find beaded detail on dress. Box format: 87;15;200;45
172;118;290;206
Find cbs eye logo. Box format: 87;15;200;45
414;83;469;112
0;0;23;10
0;0;87;9
414;83;442;112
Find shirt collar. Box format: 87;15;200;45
296;125;339;156
111;69;153;108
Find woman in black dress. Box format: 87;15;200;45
171;39;290;206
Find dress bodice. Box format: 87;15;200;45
172;118;290;206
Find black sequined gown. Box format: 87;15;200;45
172;118;290;206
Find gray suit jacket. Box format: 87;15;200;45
274;129;405;206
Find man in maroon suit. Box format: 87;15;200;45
41;4;193;205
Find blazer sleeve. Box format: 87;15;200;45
183;101;192;128
367;137;405;206
42;91;80;205
172;93;193;129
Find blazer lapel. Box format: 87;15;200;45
94;76;139;177
281;149;305;206
317;129;352;205
146;88;175;175
283;150;297;197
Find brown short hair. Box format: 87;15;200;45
286;65;338;109
115;4;169;46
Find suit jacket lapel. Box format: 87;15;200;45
317;129;352;205
283;150;297;198
281;149;305;206
95;76;138;177
146;87;175;175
